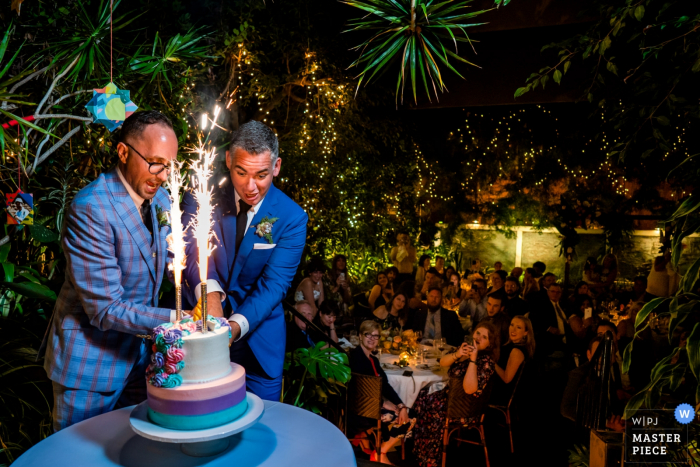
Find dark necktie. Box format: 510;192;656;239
141;199;153;237
236;199;252;255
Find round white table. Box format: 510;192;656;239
13;400;356;467
379;353;448;408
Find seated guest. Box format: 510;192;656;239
412;322;498;467
534;272;557;303
412;287;465;347
503;276;528;318
349;321;413;464
295;256;326;314
415;254;432;289
494;261;503;271
420;267;443;299
568;294;596;342
510;266;523;281
399;280;426;316
312;301;340;346
487;270;506;294
369;270;393;311
533;261;546;277
435;255;446;277
568;281;594;306
521;268;540;301
493;315;535;405
287;301;316;352
443;271;466;307
480;293;510;346
327;254;353;314
373;292;410;331
458;278;488;323
529;283;574;357
386;266;400;292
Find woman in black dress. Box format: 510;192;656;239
492;315;535;405
349;320;414;463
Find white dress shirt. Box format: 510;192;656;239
116;167;178;323
194;189;267;340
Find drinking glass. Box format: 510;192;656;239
464;334;473;345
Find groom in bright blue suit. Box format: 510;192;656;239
182;121;307;400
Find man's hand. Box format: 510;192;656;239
191;292;225;321
547;326;561;335
229;321;241;345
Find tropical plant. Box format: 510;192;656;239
283;341;351;415
567;444;590;467
343;0;492;103
622;193;700;416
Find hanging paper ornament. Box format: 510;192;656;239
85;82;138;132
6;190;33;225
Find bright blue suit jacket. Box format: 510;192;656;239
182;177;307;379
43;169;173;392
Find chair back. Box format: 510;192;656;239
505;362;526;409
447;375;494;421
348;372;383;420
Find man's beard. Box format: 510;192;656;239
506;291;517;298
428;304;441;312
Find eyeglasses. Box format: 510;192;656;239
124;142;171;175
363;333;380;340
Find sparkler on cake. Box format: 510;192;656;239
167;160;186;322
188;145;216;333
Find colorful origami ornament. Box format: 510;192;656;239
85;82;138;132
6;190;33;225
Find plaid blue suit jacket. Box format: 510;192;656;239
43;169;173;392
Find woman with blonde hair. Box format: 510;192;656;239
349;320;414;463
493;315;535;399
521;268;540;301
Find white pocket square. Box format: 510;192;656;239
253;243;276;250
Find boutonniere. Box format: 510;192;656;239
254;216;278;244
155;205;170;229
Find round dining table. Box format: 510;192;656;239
13;400;356;467
379;353;448;408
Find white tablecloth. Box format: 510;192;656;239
379;353;448;408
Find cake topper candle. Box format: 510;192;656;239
168;160;186;321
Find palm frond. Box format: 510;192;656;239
345;0;493;103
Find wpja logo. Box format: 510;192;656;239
624;404;694;463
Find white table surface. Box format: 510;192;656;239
379;353;448;408
13;400;356;467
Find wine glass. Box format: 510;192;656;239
437;338;446;355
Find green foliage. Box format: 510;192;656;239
515;0;700;168
567;444;590;467
283;342;351;414
624;187;700;417
343;0;491;103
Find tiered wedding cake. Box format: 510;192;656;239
145;317;248;430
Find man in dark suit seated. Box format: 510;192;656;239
503;276;529;318
529;282;574;358
412;287;464;347
286;301;316;352
480;292;510;347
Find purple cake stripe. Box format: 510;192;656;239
148;383;246;415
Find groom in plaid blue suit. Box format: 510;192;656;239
43;111;180;431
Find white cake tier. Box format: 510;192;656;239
178;326;231;383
